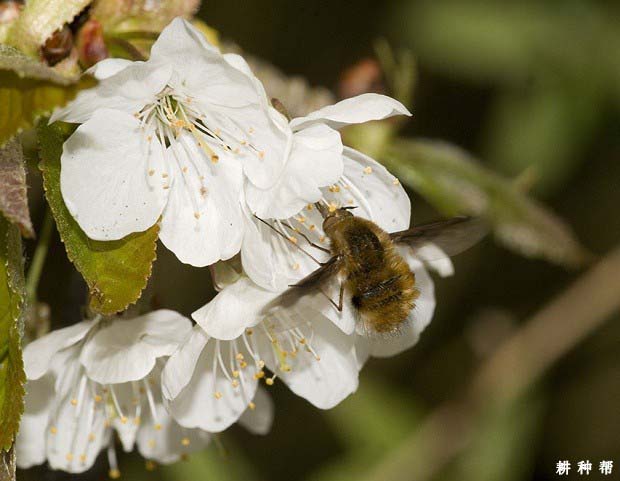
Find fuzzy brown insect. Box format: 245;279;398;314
271;204;486;336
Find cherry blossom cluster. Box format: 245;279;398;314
17;18;452;474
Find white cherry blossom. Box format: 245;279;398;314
163;152;452;417
16;310;271;474
52;17;409;267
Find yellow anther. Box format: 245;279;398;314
265;377;275;386
320;236;326;242
392;178;400;186
134;416;141;426
329;185;341;193
108;468;121;479
292;263;300;270
79;454;87;462
309;224;316;231
288;236;298;244
88;433;96;442
248;127;255;134
50;426;58;435
145;460;156;471
148;169;155;176
200;187;208;196
146;135;152;141
363;166;373;174
162;173;168;178
181;437;190;446
328;203;337;213
248;402;256;410
119;416;127;424
299;337;306;345
70;398;78;406
258;151;265;159
154;423;162;431
239;361;248;368
94;394;103;403
66;453;74;462
104;420;111;428
236;353;245;361
246;328;253;335
232;370;240;378
182;166;188;173
214;391;223;399
231;379;239;388
306;204;313;210
193;212;201;219
211;154;219;163
258;360;265;368
254;371;265;380
148;439;156;448
163;184;170;190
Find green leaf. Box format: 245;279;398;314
0;138;34;238
384;139;590;267
38;122;159;315
0;215;26;452
4;0;92;56
0;53;94;148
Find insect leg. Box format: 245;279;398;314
321;281;344;312
281;222;331;253
253;214;323;265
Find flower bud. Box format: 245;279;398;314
338;58;385;100
76;19;109;68
41;24;73;66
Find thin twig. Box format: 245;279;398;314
25;208;54;304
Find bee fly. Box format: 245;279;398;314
259;203;486;336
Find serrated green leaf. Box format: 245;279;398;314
0;216;26;452
0;138;33;238
384;139;589;267
38;122;159;315
4;0;92;56
92;0;199;33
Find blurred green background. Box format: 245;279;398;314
19;0;620;480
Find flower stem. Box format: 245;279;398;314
26;208;54;304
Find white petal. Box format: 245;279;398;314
414;244;455;277
192;277;277;341
162;326;208;401
240;206;329;292
205;103;291;190
109;383;140;452
23;319;94;380
150;19;264;109
167;338;258;432
150;17;218;57
51;61;171;124
137;403;211;464
238;387;273;435
46;375;108;473
86;58;133;80
60;109;167;241
80;310;192;384
15;376;55;469
362;255;436;357
259;314;359;409
245;123;343;219
340;147;411;232
290;93;410;131
159;133;244;267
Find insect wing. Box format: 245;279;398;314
390;216;487;259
